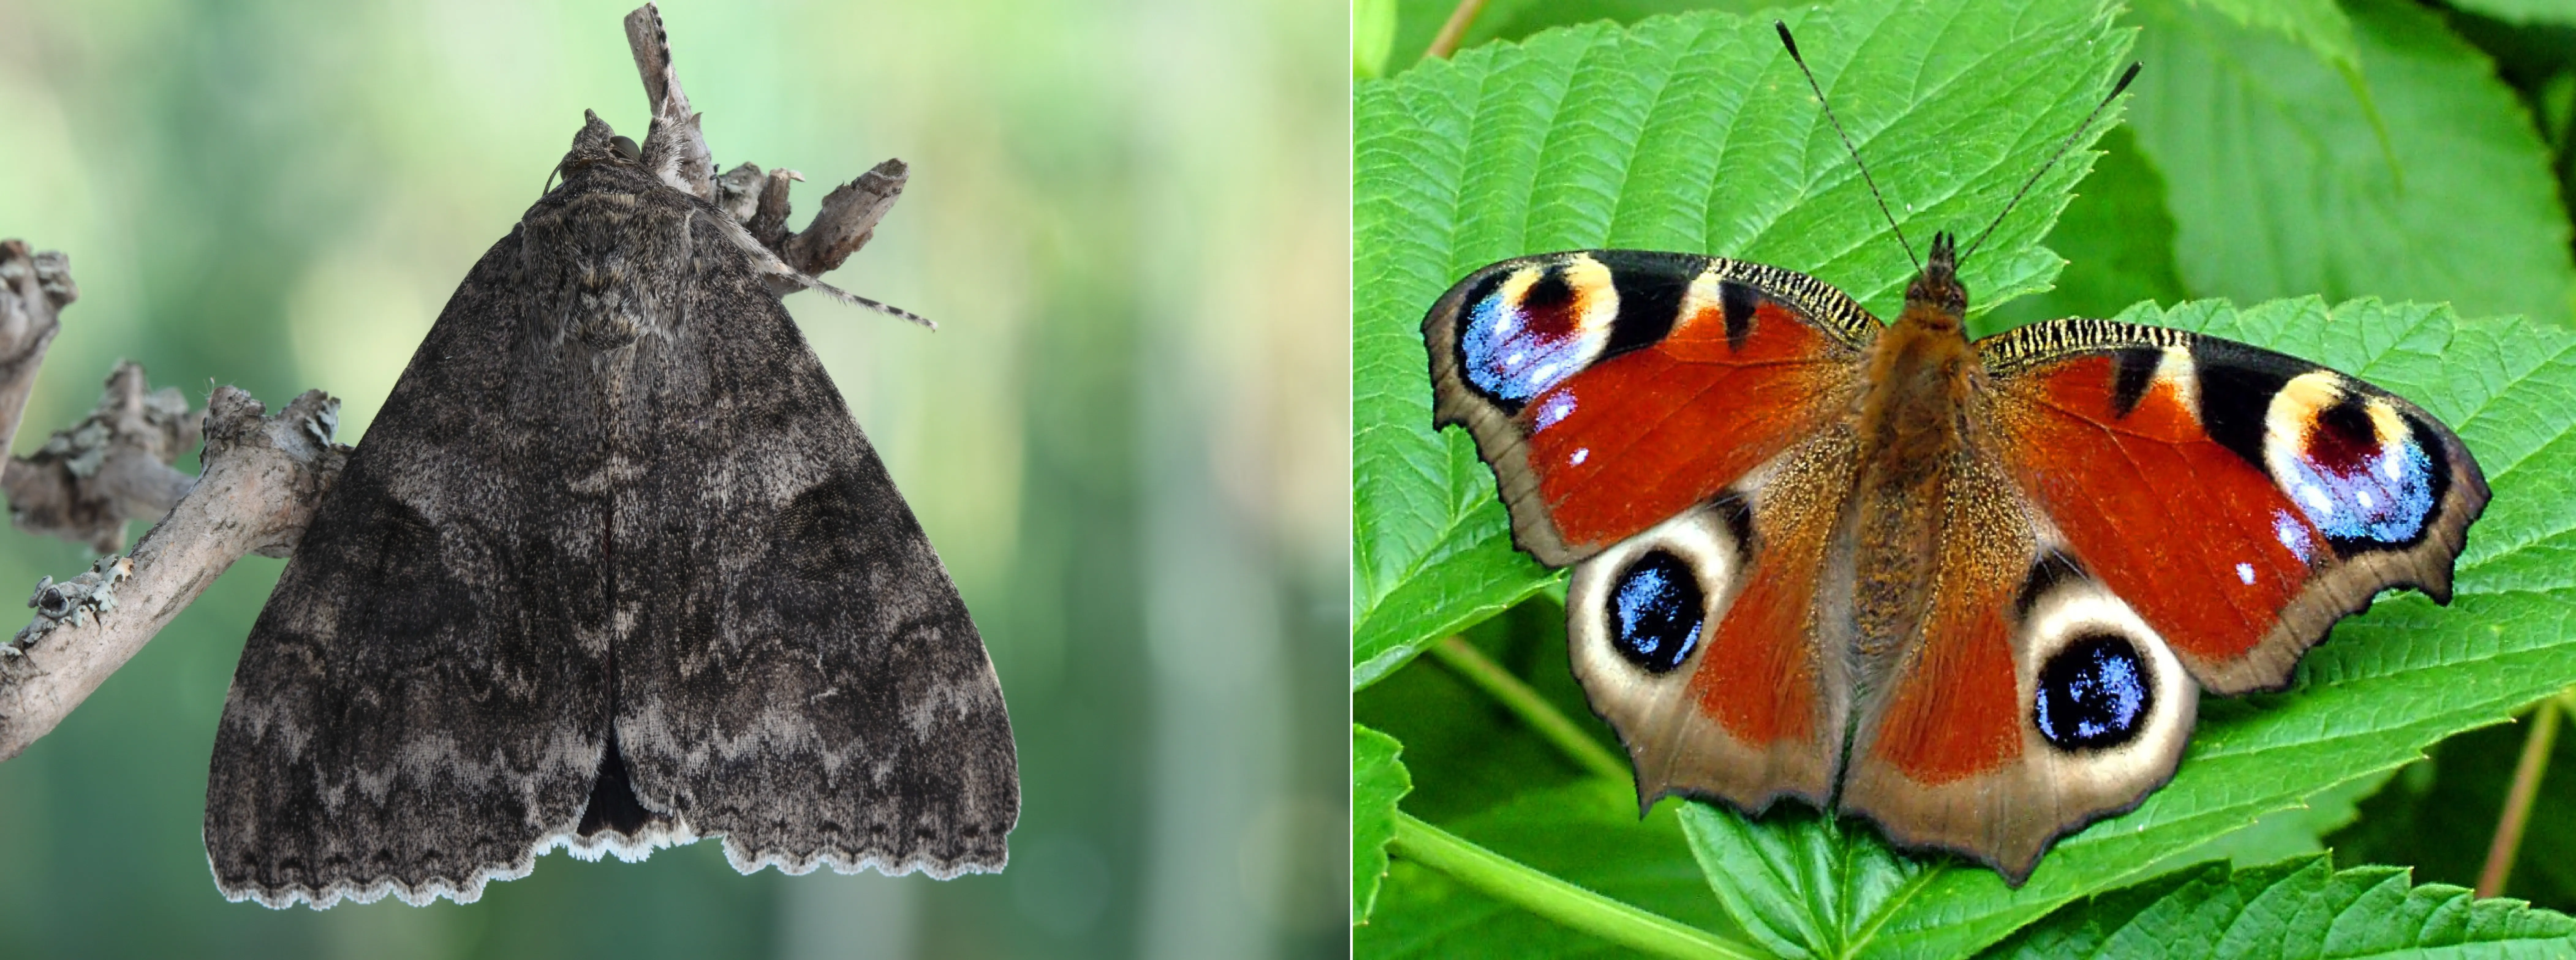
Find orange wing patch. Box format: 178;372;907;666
1528;299;1853;552
1996;351;2318;669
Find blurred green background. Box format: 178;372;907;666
0;0;1347;957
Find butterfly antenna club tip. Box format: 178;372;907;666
1963;61;2145;262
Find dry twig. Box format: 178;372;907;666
3;362;205;552
0;387;345;760
623;3;905;276
0;240;75;464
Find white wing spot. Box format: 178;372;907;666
2236;562;2255;585
2298;484;2332;514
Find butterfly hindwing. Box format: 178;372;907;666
1564;427;1861;815
1836;451;2198;881
1422;250;1879;565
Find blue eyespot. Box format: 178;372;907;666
1608;550;1703;675
2272;400;2436;548
1460;270;1589;407
2033;634;2153;751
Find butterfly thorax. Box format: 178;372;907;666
1846;232;2002;657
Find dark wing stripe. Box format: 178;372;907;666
2108;347;2159;418
1719;280;1761;351
2012;551;2087;621
2188;347;2288;470
1597;250;1691;360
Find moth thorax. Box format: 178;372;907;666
527;193;685;352
569;290;649;350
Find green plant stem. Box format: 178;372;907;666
1424;0;1488;60
2477;693;2563;898
1429;635;1628;781
1390;812;1761;960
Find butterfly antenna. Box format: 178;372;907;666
1961;61;2143;262
1776;20;1916;270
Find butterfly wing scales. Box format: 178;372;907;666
1566;429;1863;814
1423;250;1878;565
1842;315;2484;881
1430;252;1876;814
1980;319;2487;694
1837;451;2198;882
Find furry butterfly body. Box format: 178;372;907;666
1422;233;2487;882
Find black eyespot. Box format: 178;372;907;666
611;135;641;160
1606;550;1704;674
2033;633;2154;751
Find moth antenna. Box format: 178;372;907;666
697;208;935;329
1776;20;1916;270
1961;61;2143;262
807;282;937;329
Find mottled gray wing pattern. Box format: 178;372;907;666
205;228;612;908
608;209;1016;879
206;115;1013;908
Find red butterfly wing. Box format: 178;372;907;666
1980;320;2488;693
1837;316;2484;883
1422;250;1878;565
1426;251;1879;810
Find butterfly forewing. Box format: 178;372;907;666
1980;318;2488;694
1422;250;1878;566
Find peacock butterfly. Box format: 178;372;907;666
1418;26;2489;884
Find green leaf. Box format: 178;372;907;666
1356;724;1415;925
1352;0;2132;688
1983;856;2576;958
1675;805;1926;959
1385;0;1798;75
1354;601;1608;822
1357;0;1399;78
2330;700;2576;907
2160;0;2396;193
2127;0;2576;328
1981;125;2188;334
1358;779;1750;957
1666;297;2576;958
2170;0;2360;77
2158;766;2395;873
2445;0;2576;28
